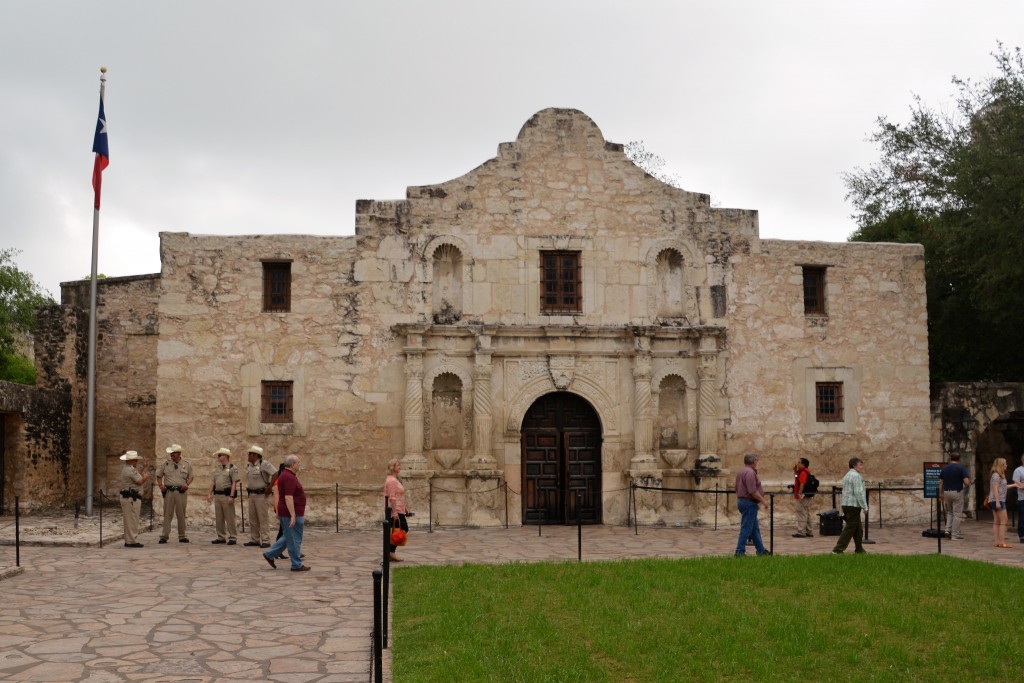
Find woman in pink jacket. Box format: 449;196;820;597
384;459;409;562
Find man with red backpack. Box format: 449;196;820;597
792;458;817;538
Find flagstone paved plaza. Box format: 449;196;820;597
0;516;1022;682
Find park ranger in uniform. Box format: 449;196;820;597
119;450;148;548
156;444;194;543
208;447;241;545
244;445;276;548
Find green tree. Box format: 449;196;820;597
844;46;1024;381
0;248;55;384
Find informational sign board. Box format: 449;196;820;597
923;462;945;499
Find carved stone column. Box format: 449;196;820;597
631;335;656;470
472;339;495;467
402;342;427;472
697;338;719;464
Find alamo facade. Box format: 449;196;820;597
7;108;939;527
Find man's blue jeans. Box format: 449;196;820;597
736;498;766;555
264;516;304;569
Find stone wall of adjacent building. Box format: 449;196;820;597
0;381;72;511
18;275;161;510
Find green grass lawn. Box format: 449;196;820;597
392;554;1018;682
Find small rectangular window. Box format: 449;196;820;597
263;262;291;312
540;251;581;314
803;266;826;315
261;381;294;423
815;382;843;422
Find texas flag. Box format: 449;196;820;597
91;93;109;210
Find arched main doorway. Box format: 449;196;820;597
521;392;602;525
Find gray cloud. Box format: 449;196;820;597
1;0;1019;296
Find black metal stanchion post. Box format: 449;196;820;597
877;483;883;528
372;568;383;683
577;491;582;562
428;480;433;534
831;486;838;510
15;496;20;568
768;493;774;555
714;482;720;531
626;483;634;536
863;491;875;545
382;503;391;650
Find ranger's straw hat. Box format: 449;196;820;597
119;450;139;461
248;445;264;456
214;447;232;457
165;444;183;454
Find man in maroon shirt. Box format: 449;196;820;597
262;454;310;572
735;453;770;556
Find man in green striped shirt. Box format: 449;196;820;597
832;458;868;554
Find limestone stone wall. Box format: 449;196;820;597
0;381;72;511
25;275;162;509
152;108;931;529
721;240;932;519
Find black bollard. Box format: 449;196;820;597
382;503;391;650
335;483;339;533
428;480;433;533
372;569;383;683
15;496;20;567
577;491;583;562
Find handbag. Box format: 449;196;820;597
983;498;991;510
390;527;408;547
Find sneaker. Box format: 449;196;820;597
951;535;965;540
243;541;261;547
158;538;168;544
211;539;226;544
291;565;311;572
831;550;843;555
179;538;190;543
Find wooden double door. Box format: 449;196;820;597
521;392;602;525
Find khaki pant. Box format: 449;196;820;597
794;495;813;535
248;493;272;544
943;489;965;538
161;490;188;540
214;494;237;541
120;496;141;544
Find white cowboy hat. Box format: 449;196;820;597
165;444;183;454
248;445;264;456
119;450;139;461
214;447;232;457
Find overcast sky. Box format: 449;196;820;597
2;1;1021;298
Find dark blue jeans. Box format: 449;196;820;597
736;498;766;555
264;516;305;569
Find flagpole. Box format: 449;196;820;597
85;66;106;516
